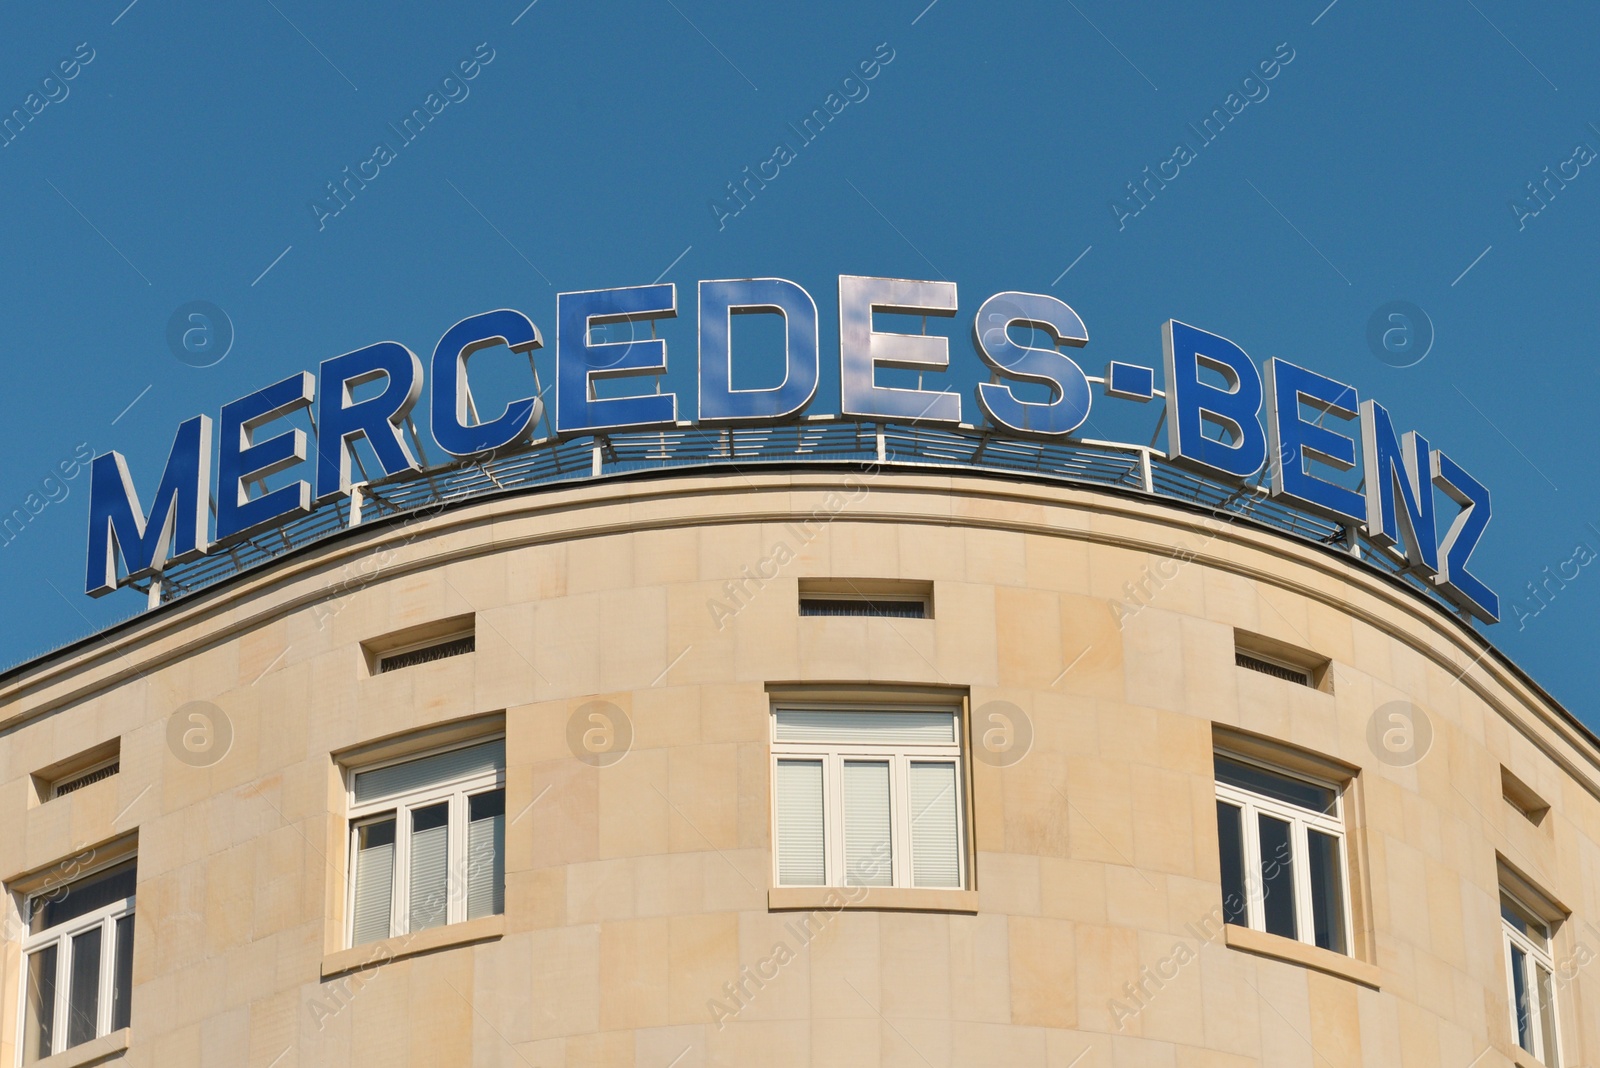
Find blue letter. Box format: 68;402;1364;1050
1264;359;1364;524
316;342;424;500
556;284;677;434
1360;399;1438;576
430;310;544;457
972;291;1092;436
698;278;818;422
839;275;961;424
217;373;315;542
1162;320;1267;480
85;416;212;596
1431;449;1498;622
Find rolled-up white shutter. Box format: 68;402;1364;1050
843;761;893;886
354;740;505;804
909;761;960;888
775;760;825;886
775;711;955;745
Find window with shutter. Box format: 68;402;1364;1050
466;791;505;921
350;818;396;945
909;762;960;889
774;760;826;887
1212;752;1352;955
409;804;450;932
344;737;506;947
18;859;137;1064
843;761;893;887
1503;891;1563;1066
771;706;967;891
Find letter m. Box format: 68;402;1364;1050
86;415;213;596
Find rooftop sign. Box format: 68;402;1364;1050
85;275;1499;623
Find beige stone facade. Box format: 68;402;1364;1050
0;469;1593;1067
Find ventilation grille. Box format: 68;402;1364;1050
378;635;475;673
52;761;119;799
1235;652;1311;686
799;597;927;619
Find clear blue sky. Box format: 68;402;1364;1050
2;0;1595;725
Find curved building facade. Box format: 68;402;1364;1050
0;465;1594;1067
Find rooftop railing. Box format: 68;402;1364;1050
132;418;1458;624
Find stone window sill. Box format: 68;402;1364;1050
322;914;504;979
768;886;978;913
35;1028;129;1068
1511;1047;1551;1068
1223;923;1379;988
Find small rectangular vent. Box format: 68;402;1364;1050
1501;767;1551;827
800;597;927;619
1235;652;1311;686
379;635;476;673
51;760;119;799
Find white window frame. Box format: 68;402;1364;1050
15;861;135;1065
1502;891;1562;1066
1214;753;1354;954
770;705;967;890
343;736;506;947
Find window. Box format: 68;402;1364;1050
1213;753;1351;954
345;738;505;946
19;860;136;1063
771;707;965;890
1503;893;1561;1065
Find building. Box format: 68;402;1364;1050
0;423;1593;1067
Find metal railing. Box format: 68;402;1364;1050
137;418;1459;622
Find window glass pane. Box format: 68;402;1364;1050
34;861;137;934
1511;943;1533;1053
775;710;956;746
1216;801;1247;926
1215;756;1335;814
1502;897;1546;947
67;925;102;1048
409;802;450;932
111;915;134;1032
353;740;504;804
1538;963;1559;1065
1257;814;1297;939
775;760;825;886
466;789;505;920
351;816;396;945
908;762;960;888
1307;830;1346;954
843;761;893;887
24;945;57;1063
